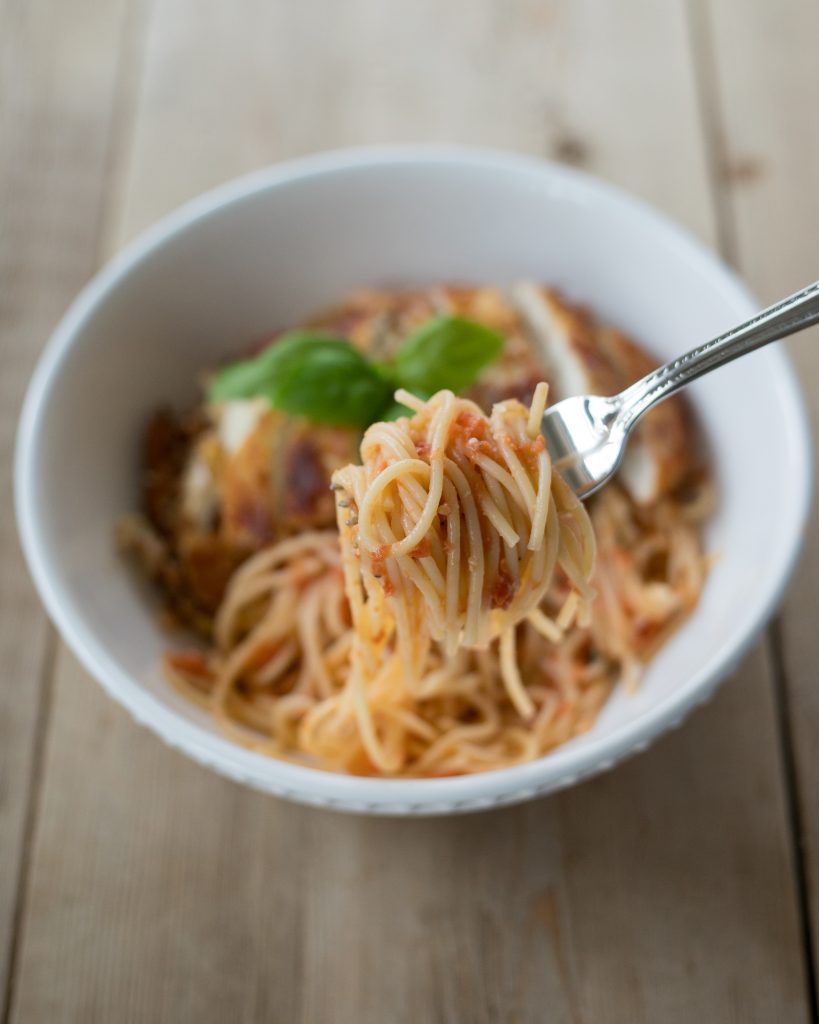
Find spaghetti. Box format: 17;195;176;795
165;477;707;776
122;284;711;778
330;387;595;723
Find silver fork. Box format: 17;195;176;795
541;281;819;498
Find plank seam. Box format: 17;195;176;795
684;0;738;264
0;630;57;1024
770;619;819;1024
0;1;154;1016
685;1;819;1017
94;0;156;258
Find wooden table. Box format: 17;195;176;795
2;1;818;1020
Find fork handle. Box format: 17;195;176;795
617;280;819;431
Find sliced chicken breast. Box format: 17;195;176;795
512;282;693;504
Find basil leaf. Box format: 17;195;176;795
207;314;505;431
209;332;392;428
207;344;288;404
392;315;504;396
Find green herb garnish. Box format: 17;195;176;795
208;315;504;428
209;332;392;429
390;315;503;395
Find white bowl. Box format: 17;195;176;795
15;146;811;815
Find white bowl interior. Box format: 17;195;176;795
17;150;810;813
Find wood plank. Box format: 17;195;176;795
694;0;819;979
110;0;717;247
12;0;810;1019
13;649;810;1024
0;0;138;1007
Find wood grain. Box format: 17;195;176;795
0;0;136;1004
693;0;819;978
111;0;716;246
5;0;814;1020
12;651;810;1024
